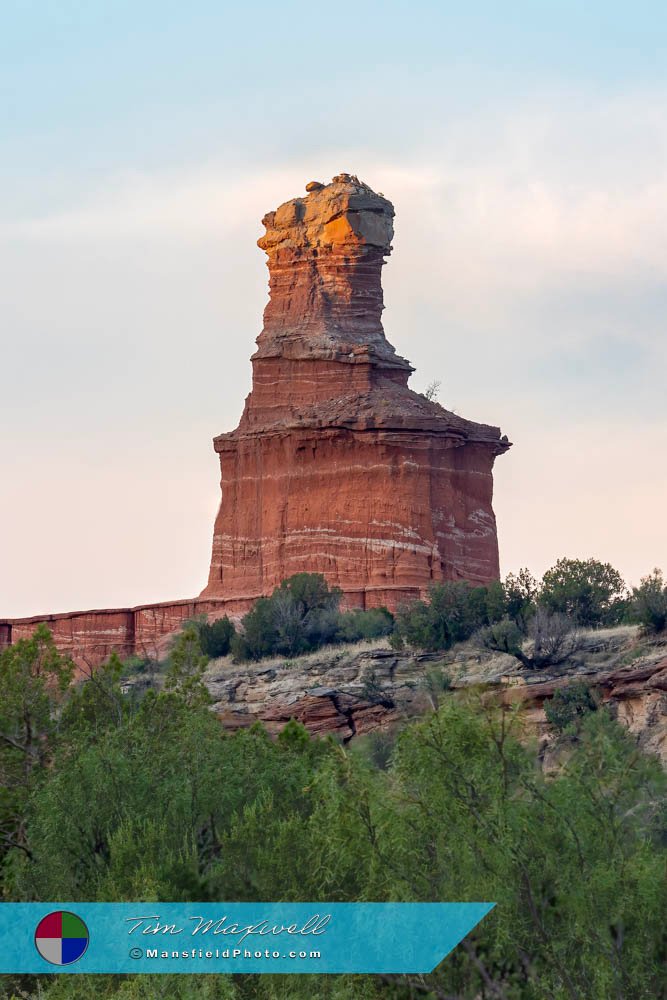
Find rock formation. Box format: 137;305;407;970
204;627;667;762
201;174;510;610
0;172;510;666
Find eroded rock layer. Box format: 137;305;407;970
201;174;510;608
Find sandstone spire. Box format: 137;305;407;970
255;172;408;370
201;175;510;608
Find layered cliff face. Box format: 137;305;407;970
206;626;666;762
201;174;510;609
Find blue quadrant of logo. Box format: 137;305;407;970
61;938;88;964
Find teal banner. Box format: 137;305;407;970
0;903;493;974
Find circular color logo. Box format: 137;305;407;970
35;911;89;966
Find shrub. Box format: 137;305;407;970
198;616;235;658
477;616;524;658
631;568;667;634
478;608;580;670
421;666;452;710
232;573;342;661
231;596;279;661
391;581;491;652
360;670;395;708
336;607;394;642
544;682;598;732
540;557;627;627
529;607;581;668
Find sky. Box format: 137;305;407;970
1;1;666;617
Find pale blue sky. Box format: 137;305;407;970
2;1;666;615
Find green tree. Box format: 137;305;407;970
391;581;490;651
195;615;236;658
540;557;627;627
366;700;667;999
164;625;211;707
335;607;394;642
502;568;539;629
0;625;73;863
544;682;598;732
631;568;667;633
232;573;342;660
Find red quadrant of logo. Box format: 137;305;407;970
35;912;62;938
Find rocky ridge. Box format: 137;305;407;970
200;626;667;762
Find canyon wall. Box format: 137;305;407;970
0;598;243;671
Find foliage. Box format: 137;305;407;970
231;573;343;660
0;625;73;865
526;607;581;668
420;665;453;710
164;625;211;707
477;616;525;659
230;596;277;661
120;654;158;676
544;682;598;732
1;617;666;999
540;557;628;627
502;568;540;629
378;701;666;999
359;670;394;708
478;608;580;670
196;615;236;658
631;568;667;634
335;607;394;642
391;581;490;651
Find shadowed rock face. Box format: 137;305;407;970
202;174;511;609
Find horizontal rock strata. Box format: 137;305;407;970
0;599;247;672
201;174;510;608
205;628;667;761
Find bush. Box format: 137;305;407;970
230;596;279;661
477;616;524;658
540;557;627;627
336;607;394;642
391;581;490;651
197;616;235;658
631;568;667;634
421;666;452;710
544;682;598;732
232;573;342;661
360;670;395;708
478;608;580;670
529;607;581;668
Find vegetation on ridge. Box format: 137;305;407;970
0;620;666;999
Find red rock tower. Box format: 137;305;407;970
201;174;510;609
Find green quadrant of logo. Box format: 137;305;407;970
61;913;87;939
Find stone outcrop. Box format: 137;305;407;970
204;627;667;762
201;174;510;610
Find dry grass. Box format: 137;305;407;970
205;636;392;677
